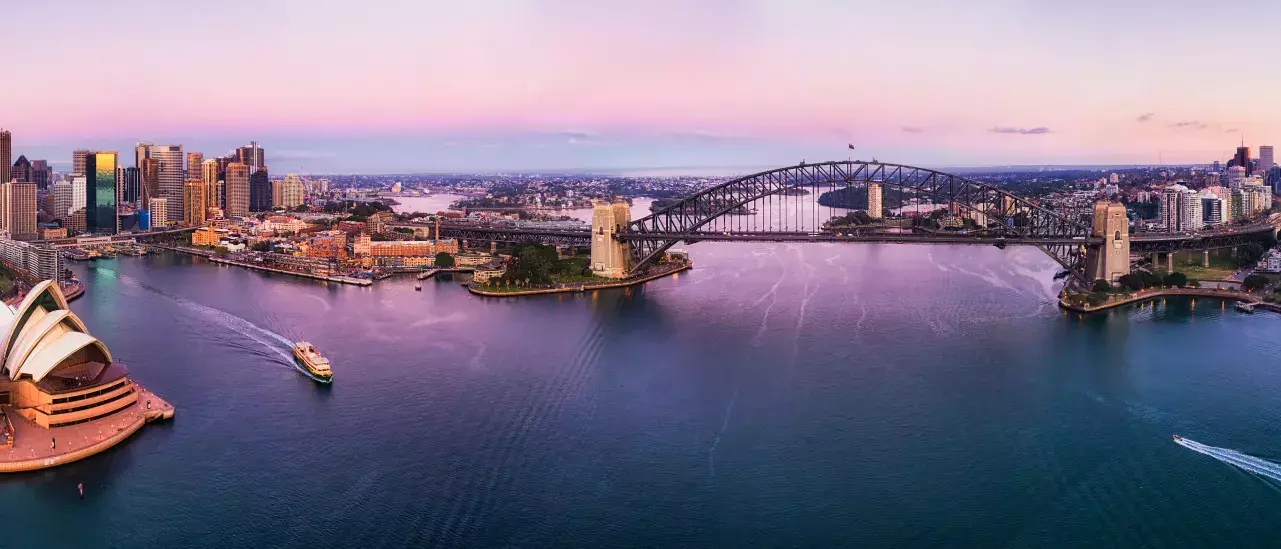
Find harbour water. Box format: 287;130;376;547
5;243;1281;547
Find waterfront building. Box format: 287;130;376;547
52;181;72;220
1;182;38;240
183;180;206;227
249;168;272;212
10;155;31;183
299;231;347;260
150;145;183;223
84;152;117;235
0;239;64;282
38;227;66;240
867;183;883;219
150;198;168;228
0;281;172;471
71;149;90;179
0;131;9;184
280;174;305;209
191;227;225;247
224;163;249;217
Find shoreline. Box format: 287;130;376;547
466;263;691;298
154;246;373;286
1058;287;1272;314
0;387;174;473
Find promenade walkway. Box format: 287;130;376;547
1059;287;1263;314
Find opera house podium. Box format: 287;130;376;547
0;280;172;472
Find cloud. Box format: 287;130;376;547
989;126;1052;135
664;130;750;141
1171;120;1208;129
901;126;925;134
1136;113;1154;122
1225;128;1239;133
558;130;595;140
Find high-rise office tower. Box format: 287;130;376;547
150;145;184;222
31;159;49;190
281;174;305;209
71;149;91;177
271;179;282;208
201;159;219;212
84;152;118;234
122;167;141;206
1;181;37;240
52;180;73;220
134;142;152;169
236;141;265;173
249;167;272;211
867;183;883;219
141;157;160;209
1234;146;1251;174
1261;146;1275;171
0;130;10;184
183;180;206;226
186;152;203;181
224;162;250;217
115;164;126;207
11;155;31;182
150;198;168;228
70;176;86;216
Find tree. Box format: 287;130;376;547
1092;279;1112;293
1163;272;1188;288
1243;274;1270;291
1117;273;1143;291
1235;243;1266;267
434;252;455;268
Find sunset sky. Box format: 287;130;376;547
5;0;1280;173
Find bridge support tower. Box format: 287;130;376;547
1084;201;1130;283
590;200;632;279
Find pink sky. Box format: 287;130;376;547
4;0;1279;171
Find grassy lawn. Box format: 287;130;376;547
1150;249;1238;280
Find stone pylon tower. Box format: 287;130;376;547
591;200;632;278
1084;201;1130;282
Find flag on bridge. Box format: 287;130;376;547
848;143;856;150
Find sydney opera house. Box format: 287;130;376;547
0;281;172;472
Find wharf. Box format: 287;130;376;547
154;246;372;286
416;268;475;281
0;386;173;473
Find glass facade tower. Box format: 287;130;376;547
85;152;118;234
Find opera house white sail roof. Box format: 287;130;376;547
0;280;112;383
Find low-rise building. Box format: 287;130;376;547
38;227;67;240
191;227;228;247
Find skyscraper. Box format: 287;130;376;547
84;152;118;234
141;156;160;210
123;167;141;206
150;198;168;228
70;176;86;216
249;167;272;211
11;155;31;182
225;162;250;217
183;180;206;226
150;145;184;222
0;130;10;184
31;159;49;190
201;159;219;212
186;152;203;181
1234;146;1251;175
1261;145;1275;171
52;180;73;220
134;142;152;168
71;149;91;177
236;141;265;173
1;181;37;240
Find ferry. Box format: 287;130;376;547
292;341;333;381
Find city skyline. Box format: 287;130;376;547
6;1;1281;172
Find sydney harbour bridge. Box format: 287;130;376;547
418;161;1279;283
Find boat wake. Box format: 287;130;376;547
1174;436;1281;483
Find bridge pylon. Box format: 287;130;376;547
1084;201;1130;283
591;200;632;278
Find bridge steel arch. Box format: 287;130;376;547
625;160;1094;278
